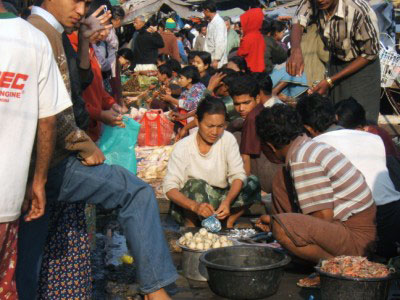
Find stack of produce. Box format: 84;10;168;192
321;256;390;278
135;146;174;198
178;228;234;251
122;75;140;92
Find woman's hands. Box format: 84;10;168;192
160;88;175;103
193;202;215;218
192;201;231;220
216;201;230;220
100;109;124;127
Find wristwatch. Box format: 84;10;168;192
326;77;334;88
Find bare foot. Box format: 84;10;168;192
144;288;171;300
226;222;234;229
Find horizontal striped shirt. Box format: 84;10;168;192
286;135;374;221
293;0;380;61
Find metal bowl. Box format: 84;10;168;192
177;241;209;281
199;245;291;300
177;239;238;282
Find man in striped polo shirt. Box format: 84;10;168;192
297;94;400;259
255;104;376;287
287;0;380;123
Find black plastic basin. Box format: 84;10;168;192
199;245;291;300
315;266;392;300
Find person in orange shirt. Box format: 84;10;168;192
68;31;125;142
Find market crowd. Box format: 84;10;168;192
0;0;399;298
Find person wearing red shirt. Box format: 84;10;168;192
68;31;124;142
237;8;265;73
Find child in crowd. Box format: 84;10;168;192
157;54;170;66
160;66;206;125
262;18;288;74
187;50;198;66
175;32;188;64
176;68;242;141
191;51;213;87
165;59;181;78
227;56;250;73
117;48;134;71
271;20;288;52
139;64;174;111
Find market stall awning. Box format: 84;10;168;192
218;7;245;18
122;0;203;24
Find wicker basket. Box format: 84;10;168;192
379;34;400;88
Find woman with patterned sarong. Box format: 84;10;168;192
163;96;261;228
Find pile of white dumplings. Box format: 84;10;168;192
178;228;234;251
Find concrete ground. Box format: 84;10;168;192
95;208;400;300
170;262;320;300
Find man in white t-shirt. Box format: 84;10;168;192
16;2;177;300
297;94;400;258
0;1;72;297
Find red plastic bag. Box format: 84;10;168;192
138;110;174;146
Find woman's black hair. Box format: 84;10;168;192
218;68;239;86
229;74;260;98
254;72;273;96
196;95;227;122
174;32;184;39
87;0;112;17
179;29;191;40
179;66;201;84
256;104;304;149
158;54;170;64
165;58;181;74
335;97;367;129
261;18;274;35
188;51;199;62
194;51;212;67
111;5;125;20
20;8;31;20
199;23;208;30
228;56;249;73
158;64;173;78
158;19;166;31
296;93;336;133
117;48;134;61
272;20;287;34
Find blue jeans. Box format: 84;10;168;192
16;156;178;298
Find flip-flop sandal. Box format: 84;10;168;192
296;272;321;289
